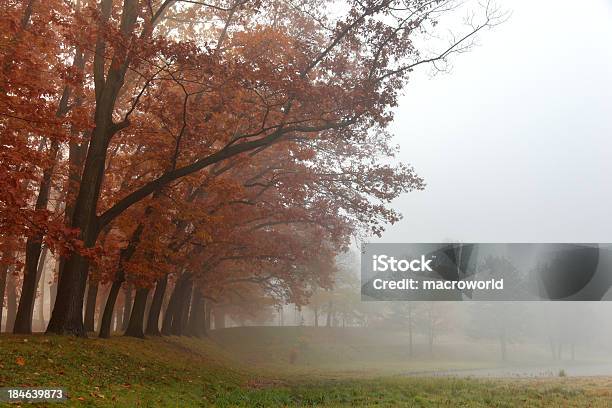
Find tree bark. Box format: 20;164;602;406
161;273;190;335
144;289;152;329
14;235;49;333
160;283;177;335
84;280;98;332
49;279;57;314
172;277;193;336
116;292;124;330
46;251;92;336
145;275;168;336
186;288;205;337
6;271;18;332
111;300;118;333
36;247;48;331
0;254;11;331
122;285;133;331
98;279;123;338
124;287;150;338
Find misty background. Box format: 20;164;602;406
206;0;612;377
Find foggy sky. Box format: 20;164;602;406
375;0;612;244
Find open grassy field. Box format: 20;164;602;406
1;329;612;406
208;326;612;376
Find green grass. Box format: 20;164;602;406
1;331;611;407
212;377;612;407
0;334;246;406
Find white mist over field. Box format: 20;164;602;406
212;0;612;377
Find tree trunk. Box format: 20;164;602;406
124;287;150;338
172;278;193;336
161;279;182;335
13;239;46;333
116;293;124;330
161;273;190;335
0;255;10;331
98;279;124;338
144;289;153;332
186;288;204;337
122;285;133;331
36;247;48;331
46;250;92;336
84;280;98;332
145;275;167;336
49;281;57;311
160;286;177;335
6;271;18;333
111;301;118;333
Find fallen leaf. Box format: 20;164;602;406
15;356;25;366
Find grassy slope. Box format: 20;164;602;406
0;329;611;407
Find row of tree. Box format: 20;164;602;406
1;0;498;337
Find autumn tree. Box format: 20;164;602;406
1;0;503;336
